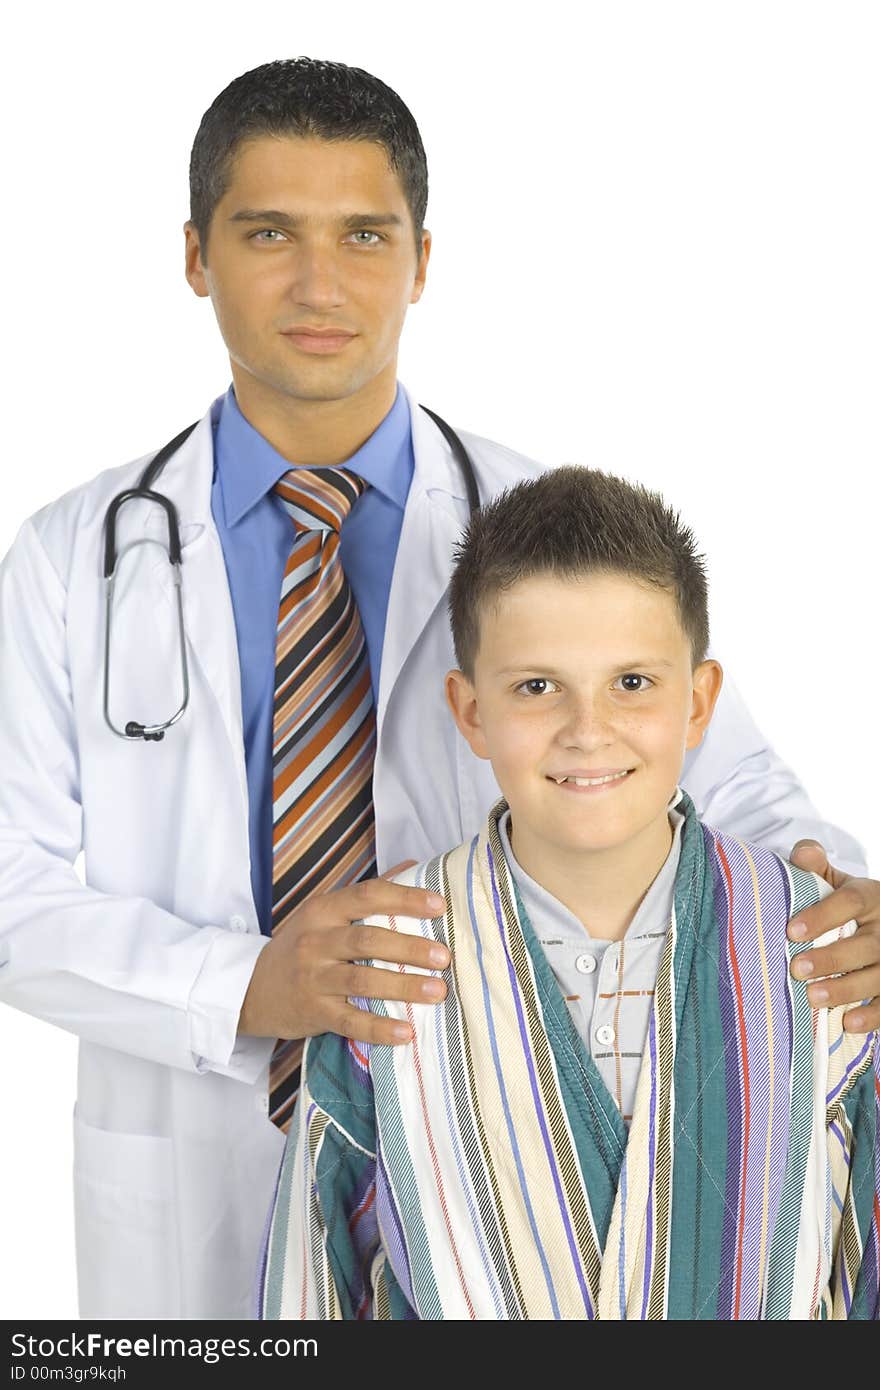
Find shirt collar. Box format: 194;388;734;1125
213;382;413;528
497;790;685;945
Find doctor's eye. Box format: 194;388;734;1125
251;229;288;243
345;229;383;246
515;678;560;697
614;673;653;693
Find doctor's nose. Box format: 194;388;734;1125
289;244;346;311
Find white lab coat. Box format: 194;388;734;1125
0;388;866;1321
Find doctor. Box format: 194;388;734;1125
0;57;878;1322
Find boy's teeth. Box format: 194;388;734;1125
553;771;629;787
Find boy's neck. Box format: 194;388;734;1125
508;810;675;942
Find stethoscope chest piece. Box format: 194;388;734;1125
102;407;477;743
102;425;199;742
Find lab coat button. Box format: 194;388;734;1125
595;1023;616;1046
229;915;247;932
575;953;597;975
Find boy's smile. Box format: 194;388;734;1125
447;570;722;933
545;769;634;792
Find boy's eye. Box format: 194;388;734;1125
615;673;653;692
516;678;560;696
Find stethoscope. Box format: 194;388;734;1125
103;405;480;743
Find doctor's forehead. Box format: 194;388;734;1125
216;134;413;219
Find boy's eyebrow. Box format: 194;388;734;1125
617;658;677;670
228;208;404;230
494;658;678;675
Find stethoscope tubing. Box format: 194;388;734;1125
102;406;478;742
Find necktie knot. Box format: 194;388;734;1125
273;467;367;535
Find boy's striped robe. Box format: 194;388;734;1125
260;794;879;1320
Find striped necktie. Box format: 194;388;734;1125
268;467;377;1133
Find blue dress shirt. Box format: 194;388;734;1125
211;384;414;935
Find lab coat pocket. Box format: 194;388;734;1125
73;1107;180;1318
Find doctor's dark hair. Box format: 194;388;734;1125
189;58;428;259
448;466;710;677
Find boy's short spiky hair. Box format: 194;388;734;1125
189;57;428;260
449;465;709;677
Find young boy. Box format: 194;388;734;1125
259;467;879;1320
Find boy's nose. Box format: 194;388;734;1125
557;696;614;749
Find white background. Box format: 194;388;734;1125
1;1;877;1318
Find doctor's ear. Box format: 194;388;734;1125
445;669;490;761
184;222;210;299
410;229;432;305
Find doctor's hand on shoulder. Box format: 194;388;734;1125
237;869;449;1045
787;841;880;1033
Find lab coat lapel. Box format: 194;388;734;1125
141;403;247;792
139;391;467;777
376;393;468;737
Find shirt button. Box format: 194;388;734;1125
229;915;247;932
595;1023;616;1047
256;1093;269;1113
575;953;597;975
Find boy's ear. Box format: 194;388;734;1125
686;659;724;750
445;669;491;761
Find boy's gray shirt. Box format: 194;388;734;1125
497;797;685;1124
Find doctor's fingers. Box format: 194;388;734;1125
289;921;450;984
797;961;880;1032
322;959;448;1008
332;1000;417;1047
790;921;880;987
310;875;448;931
